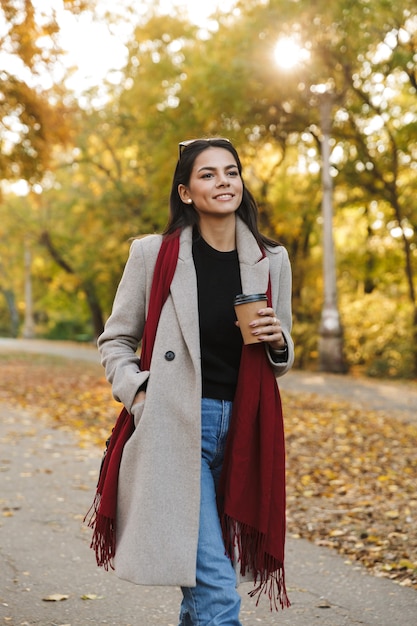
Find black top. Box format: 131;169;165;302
192;233;243;401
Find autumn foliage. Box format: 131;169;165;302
1;0;417;377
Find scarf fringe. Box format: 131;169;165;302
84;492;115;571
249;566;290;611
222;514;290;611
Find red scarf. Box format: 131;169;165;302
86;231;289;610
217;288;289;609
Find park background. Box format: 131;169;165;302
1;0;417;379
1;0;417;603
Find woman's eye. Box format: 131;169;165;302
228;170;238;176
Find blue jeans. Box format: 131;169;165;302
178;398;242;626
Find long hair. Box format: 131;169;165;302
163;138;279;248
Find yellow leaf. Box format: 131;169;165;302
377;475;390;482
42;594;69;602
303;489;315;498
398;559;416;570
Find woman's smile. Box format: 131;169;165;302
213;192;235;201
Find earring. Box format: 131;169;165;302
187;199;192;204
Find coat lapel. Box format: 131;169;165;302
235;218;270;298
170;226;201;363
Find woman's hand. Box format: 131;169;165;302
248;307;286;350
132;389;146;408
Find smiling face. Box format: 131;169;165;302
178;147;243;221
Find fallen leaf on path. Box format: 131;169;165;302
42;594;69;602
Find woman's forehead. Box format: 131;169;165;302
192;147;238;170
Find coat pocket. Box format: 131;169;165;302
131;400;145;428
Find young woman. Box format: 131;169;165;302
94;138;294;625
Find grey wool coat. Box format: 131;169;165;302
97;217;294;587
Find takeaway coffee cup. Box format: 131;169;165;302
234;293;267;345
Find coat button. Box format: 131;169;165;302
164;350;175;361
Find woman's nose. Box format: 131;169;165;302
216;174;230;187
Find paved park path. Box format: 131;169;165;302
0;338;416;625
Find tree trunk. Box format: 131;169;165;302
82;280;105;338
389;200;417;377
1;288;19;337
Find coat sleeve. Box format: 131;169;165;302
266;245;295;377
97;236;161;411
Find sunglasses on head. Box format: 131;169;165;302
178;137;231;159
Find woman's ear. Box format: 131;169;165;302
178;184;192;204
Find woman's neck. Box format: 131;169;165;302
198;215;236;252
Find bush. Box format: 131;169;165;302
40;317;93;342
341;292;415;379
